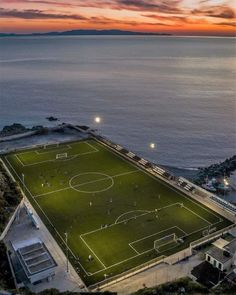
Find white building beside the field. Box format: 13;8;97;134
205;238;236;272
11;238;57;285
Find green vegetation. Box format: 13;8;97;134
0;161;22;233
1;139;232;286
0;241;15;290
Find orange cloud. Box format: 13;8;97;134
0;0;235;36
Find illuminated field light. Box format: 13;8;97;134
94;116;101;124
150;143;156;149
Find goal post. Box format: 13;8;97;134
43;143;59;149
154;233;177;252
56;152;68;159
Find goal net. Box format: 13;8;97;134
154;233;177;252
56;153;67;159
43;143;59;149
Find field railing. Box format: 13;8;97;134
91;223;235;291
190;223;236;250
89;255;166;291
91;134;236;221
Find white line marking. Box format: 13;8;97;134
80;235;107;269
85;141;99;152
130;226;186;246
115;210;150;224
96;140;222;224
14;141;99;167
14;154;25;166
34;170;138;198
129;243;140;254
35;144;72;154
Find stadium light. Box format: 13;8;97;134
94;116;101;124
224;178;229;186
65;232;69;273
22;173;26;202
149;142;156;149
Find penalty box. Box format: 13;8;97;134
80;203;211;270
14;141;98;166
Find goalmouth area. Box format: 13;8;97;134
1;138;233;287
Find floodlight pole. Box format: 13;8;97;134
65;232;69;273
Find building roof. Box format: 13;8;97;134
226;239;236;255
212;238;230;249
206;246;232;264
12;238;57;278
206;238;236;265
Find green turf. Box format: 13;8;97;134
1;139;232;286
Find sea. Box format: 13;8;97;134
0;36;235;171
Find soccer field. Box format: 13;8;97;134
2;139;232;286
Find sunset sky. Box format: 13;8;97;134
0;0;235;36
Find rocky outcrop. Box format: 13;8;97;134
194;155;236;186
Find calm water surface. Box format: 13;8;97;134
0;36;235;168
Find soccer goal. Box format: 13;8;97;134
154;233;177;252
43;143;59;149
56;152;68;159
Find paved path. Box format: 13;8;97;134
101;254;202;295
0;131;37;143
5;202;87;293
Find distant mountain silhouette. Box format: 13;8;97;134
0;29;171;37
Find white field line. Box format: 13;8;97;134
96;140;222;224
85;141;99;152
34;170;138;198
81;199;221;276
16;150;98;167
14;141;99;167
115;210;150;224
81;202;189;239
154;234;179;253
80;235;107;270
83;209;223;276
89;248;156;276
129;243;140;254
156;240;179;253
35;144;72;154
86;218;220;277
14;154;25;166
129;226;186;247
3;156;90;277
183;205;211;225
81;205;186;265
114;202;182;225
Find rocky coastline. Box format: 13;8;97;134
0;123;43;137
194;155;236;186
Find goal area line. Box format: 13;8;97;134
13;141;99;167
79;214;219;276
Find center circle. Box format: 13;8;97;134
69;172;114;194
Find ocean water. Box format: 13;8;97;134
0;36;235;168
